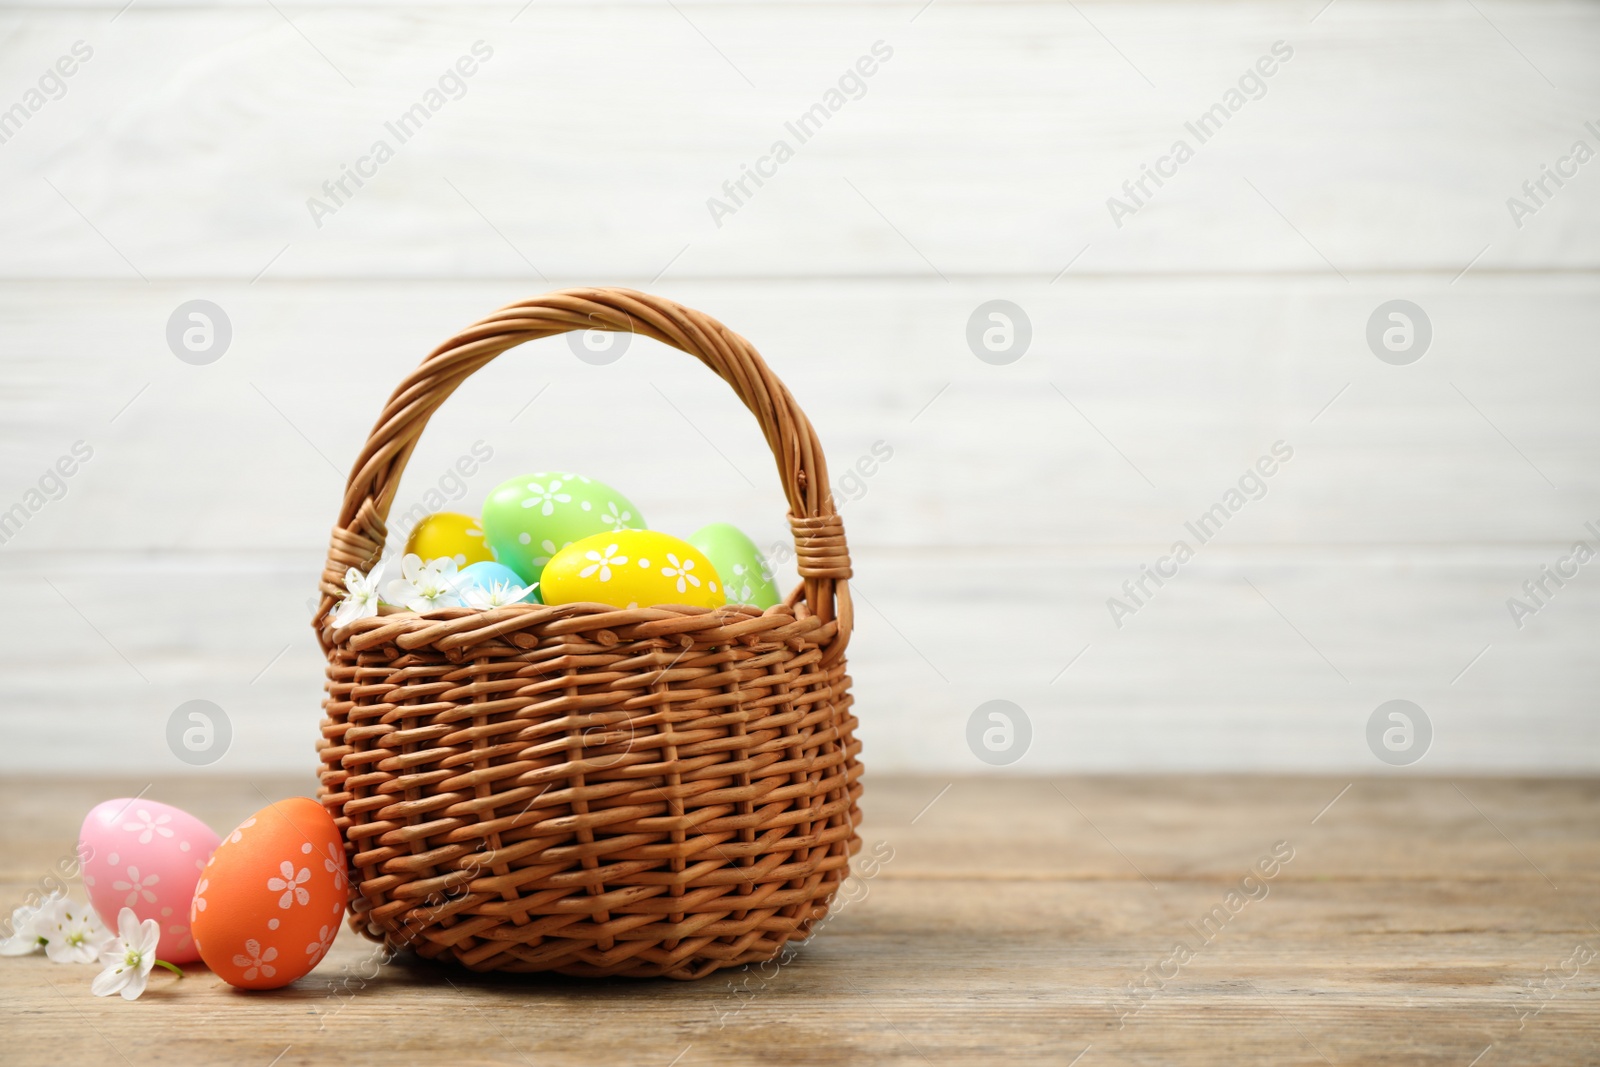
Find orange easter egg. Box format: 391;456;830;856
191;797;348;990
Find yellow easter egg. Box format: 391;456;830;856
403;512;492;569
541;530;725;609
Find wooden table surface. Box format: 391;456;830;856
2;775;1595;1066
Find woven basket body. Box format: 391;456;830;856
313;289;860;979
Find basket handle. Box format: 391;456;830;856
314;287;852;658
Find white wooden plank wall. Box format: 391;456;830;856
0;1;1596;773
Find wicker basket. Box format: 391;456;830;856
312;288;861;979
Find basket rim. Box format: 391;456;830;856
323;590;842;657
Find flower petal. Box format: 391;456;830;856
91;964;129;997
136;918;161;956
0;934;40;957
120;969;149;1000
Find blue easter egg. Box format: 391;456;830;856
458;561;539;603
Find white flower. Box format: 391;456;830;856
0;892;63;956
599;501;633;531
463;579;536;610
322;844;347;892
122;809;174;845
384;553;465;612
519;478;571;517
268;861;312;909
528;538;562;568
306;924;337;963
91;909;161;1000
331;563;385;627
190;879;209;918
227;817;256;845
111;866;160;908
660;553;702;594
578;544;628;583
233;939;277;981
42;897;114;964
729;563;754;604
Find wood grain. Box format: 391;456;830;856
0;774;1595;1065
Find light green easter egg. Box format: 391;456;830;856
688;522;779;609
480;472;645;584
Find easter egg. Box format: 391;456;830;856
541;529;724;610
458;560;539;603
79;798;220;965
480;472;644;585
404;511;492;569
191;797;348;990
689;523;780;609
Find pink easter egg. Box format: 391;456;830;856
80;798;221;964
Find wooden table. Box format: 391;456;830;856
2;775;1595;1065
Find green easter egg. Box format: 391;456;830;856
481;472;645;584
688;522;779;609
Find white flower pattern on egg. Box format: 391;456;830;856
520;479;572;516
113;866;160;907
323;844;347;891
600;501;632;531
123;810;174;845
660;554;701;594
307;924;337;962
730;563;753;603
234;939;277;981
578;544;628;582
227;817;256;845
268;861;313;909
